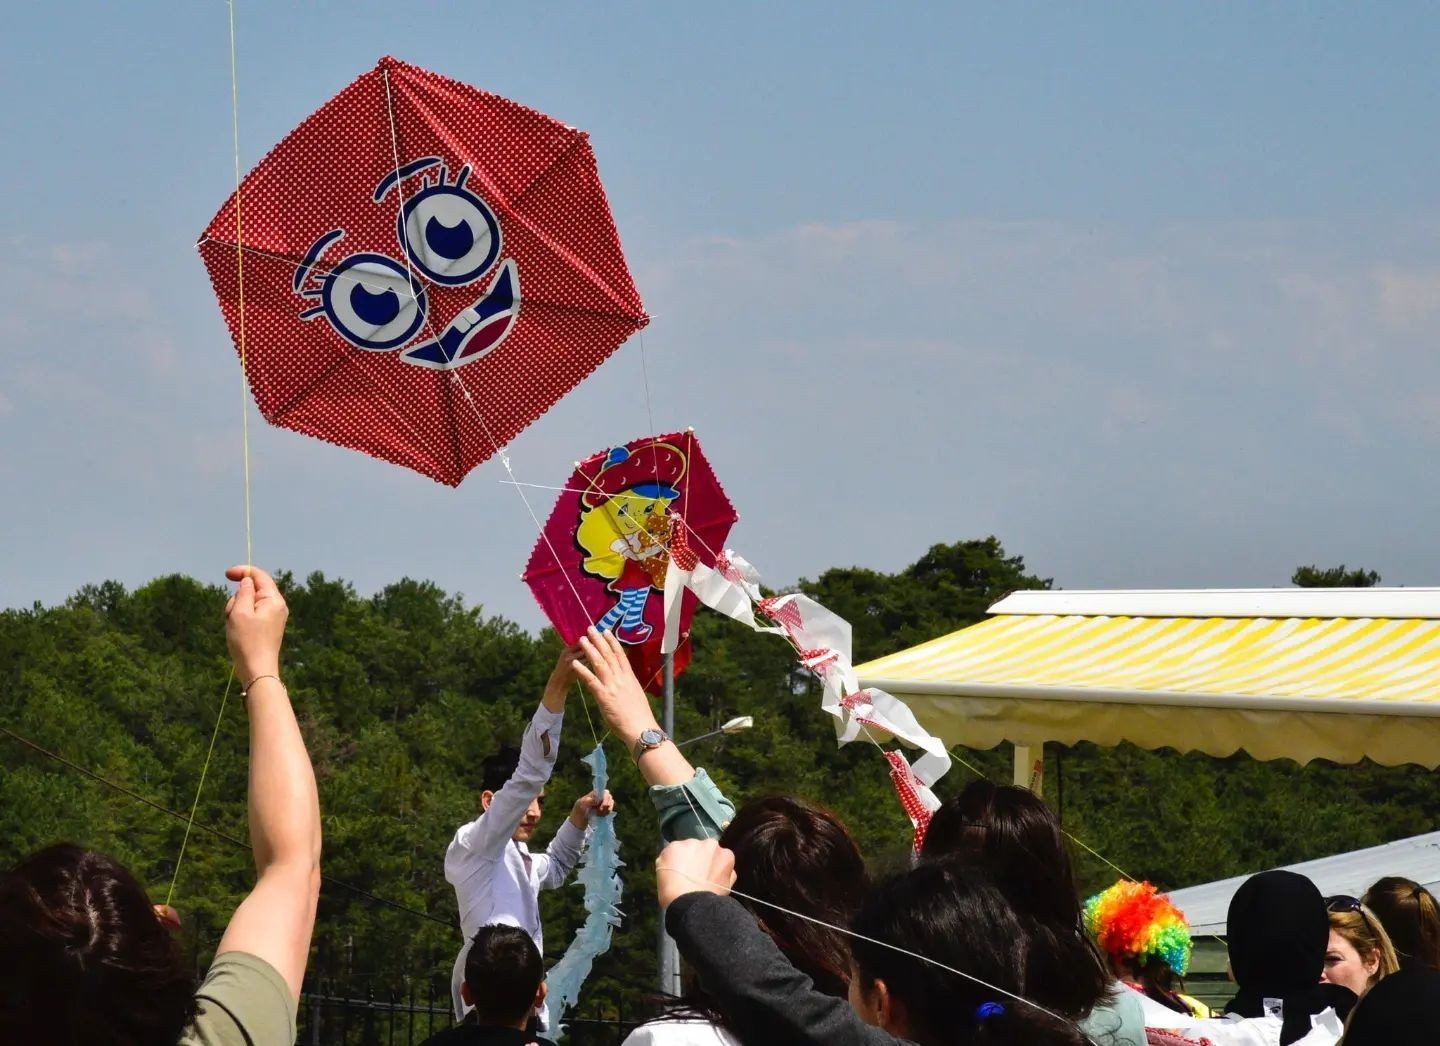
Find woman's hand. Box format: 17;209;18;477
573;627;658;741
224;565;287;686
656;838;736;908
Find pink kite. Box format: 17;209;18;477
524;432;737;686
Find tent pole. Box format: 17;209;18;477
1013;743;1043;794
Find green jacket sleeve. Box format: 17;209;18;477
650;768;736;841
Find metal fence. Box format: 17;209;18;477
295;975;640;1045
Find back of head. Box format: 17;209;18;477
718;796;868;997
464;924;542;1026
922;780;1080;928
1363;876;1440;971
481;747;521;795
920;780;1110;1018
1341;965;1440;1046
851;863;1089;1046
1226;870;1328;997
1083;879;1193;1004
0;843;196;1045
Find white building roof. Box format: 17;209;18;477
1166;831;1440;936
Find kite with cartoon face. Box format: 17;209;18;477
294;156;520;370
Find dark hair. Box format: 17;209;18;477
851;863;1089;1046
1364;877;1440;971
919;781;1111;1019
481;747;521;795
0;843;197;1045
1133;958;1189;1015
663;796;869;1026
718;796;869;996
464;924;543;1025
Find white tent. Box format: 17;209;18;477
1166;831;1440;936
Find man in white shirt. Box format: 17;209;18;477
445;649;614;1022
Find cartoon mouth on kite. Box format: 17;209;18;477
401;259;519;369
294;157;521;371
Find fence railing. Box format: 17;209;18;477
295;975;640;1045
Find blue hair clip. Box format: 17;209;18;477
975;1001;1006;1021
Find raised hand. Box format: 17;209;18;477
656;838;736;908
224;565;287;686
572;627;656;740
568;788;616;828
541;643;583;712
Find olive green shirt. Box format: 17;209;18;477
180;951;297;1046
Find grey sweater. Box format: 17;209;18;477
666;893;914;1046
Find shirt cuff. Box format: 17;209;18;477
530;705;565;731
650;768;736;842
554;814;586;852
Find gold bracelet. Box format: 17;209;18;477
242;673;283;697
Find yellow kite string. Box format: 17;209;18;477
167;0;248;907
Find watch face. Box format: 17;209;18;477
640;728;664;746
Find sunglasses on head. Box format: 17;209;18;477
1325;895;1381;939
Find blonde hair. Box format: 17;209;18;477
575;491;673;581
1330;907;1400;986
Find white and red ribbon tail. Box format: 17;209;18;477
885;750;941;853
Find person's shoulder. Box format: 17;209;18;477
180;952;296;1046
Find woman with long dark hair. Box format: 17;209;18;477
656;838;1089;1046
625;796;869;1045
919;780;1144;1045
0;565;321;1046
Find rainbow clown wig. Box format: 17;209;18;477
1083;880;1193;977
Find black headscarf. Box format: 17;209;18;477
1222;870;1356;1045
1342;966;1440;1045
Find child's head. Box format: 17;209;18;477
461;924;545;1028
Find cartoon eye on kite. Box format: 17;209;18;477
379;159;502;287
296;230;428;351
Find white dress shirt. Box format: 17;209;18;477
445;703;586;1020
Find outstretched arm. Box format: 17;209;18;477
215;565;322;1003
450;647;578;864
574;628;736;840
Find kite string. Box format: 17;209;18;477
168;0;250;907
376;67;600;748
655;865;1076;1030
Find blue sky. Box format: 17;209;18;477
4;3;1440;629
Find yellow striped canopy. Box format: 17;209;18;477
854;589;1440;767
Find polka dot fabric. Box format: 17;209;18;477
883;750;935;854
197;56;649;486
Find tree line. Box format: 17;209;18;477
1;539;1434;1019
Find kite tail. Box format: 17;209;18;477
543;745;624;1035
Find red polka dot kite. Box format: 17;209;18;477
198;57;648;486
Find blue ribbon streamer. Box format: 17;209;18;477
544;744;624;1033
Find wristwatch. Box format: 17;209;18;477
632;727;670;761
